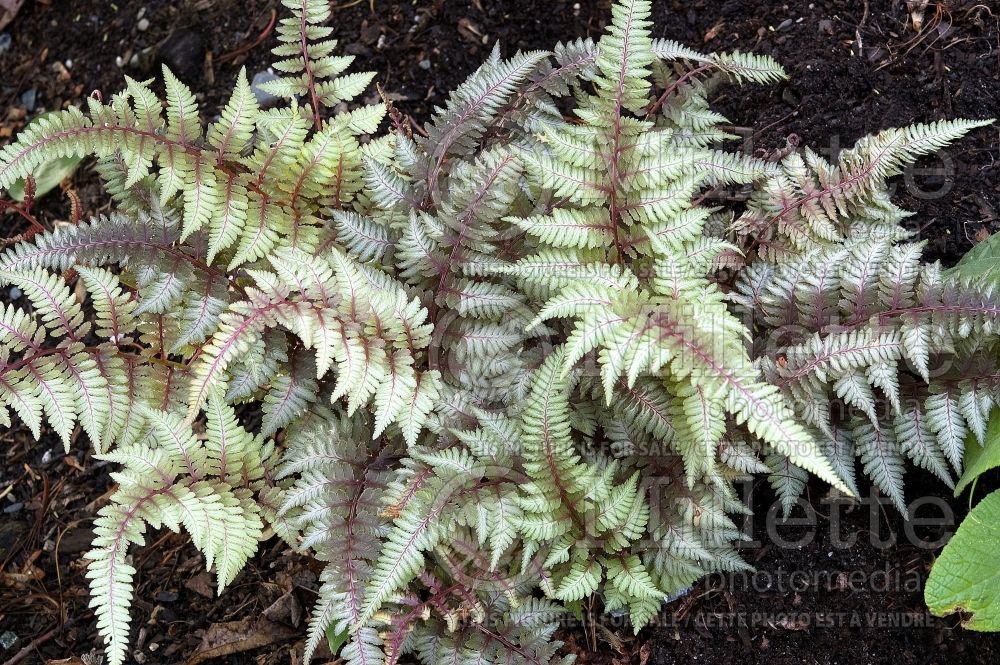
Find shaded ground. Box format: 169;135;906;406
645;472;997;665
1;0;999;664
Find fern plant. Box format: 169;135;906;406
731;120;996;513
0;1;994;664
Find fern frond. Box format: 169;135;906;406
854;419;906;513
593;0;654;115
424;47;549;167
263;0;376;125
650;39;787;84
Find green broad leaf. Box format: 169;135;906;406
947;232;1000;286
955;409;1000;497
325;625;349;655
563;599;585;622
925;490;1000;631
4;113;84;202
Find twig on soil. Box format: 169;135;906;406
331;0;373;11
0;617;79;665
218;8;278;64
854;0;870;57
751;109;800;142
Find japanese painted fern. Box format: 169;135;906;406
732;120;996;513
0;1;993;664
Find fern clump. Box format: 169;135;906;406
731;121;995;513
0;1;994;664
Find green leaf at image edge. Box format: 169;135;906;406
955;409;1000;497
947;231;1000;288
3;112;83;202
925;490;1000;631
325;625;349;656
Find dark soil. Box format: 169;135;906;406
1;1;999;664
645;472;996;665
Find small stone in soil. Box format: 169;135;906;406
419;59;431;70
20;89;37;113
0;33;11;53
251;70;282;109
0;631;17;650
156;591;179;603
138;18;150;32
156;30;205;84
184;572;215;598
345;42;370;57
782;86;801;106
2;503;23;515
